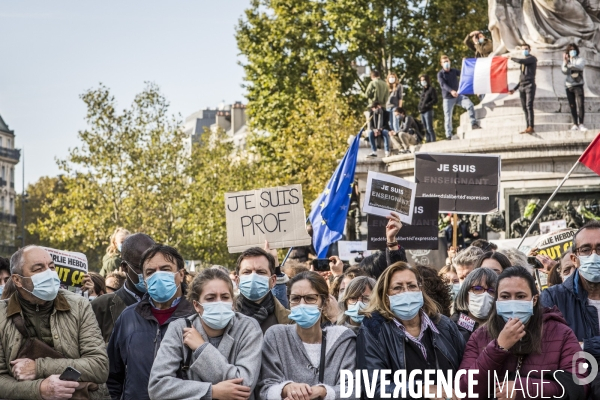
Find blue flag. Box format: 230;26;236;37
309;130;363;257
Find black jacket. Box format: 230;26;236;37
450;311;479;343
368;107;391;131
106;295;196;400
359;247;407;280
512;55;537;90
541;269;600;359
91;285;139;344
418;86;438;113
357;311;465;399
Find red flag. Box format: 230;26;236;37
579;133;600;176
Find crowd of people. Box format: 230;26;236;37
364;32;588;158
1;214;600;399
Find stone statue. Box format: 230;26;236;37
489;0;600;53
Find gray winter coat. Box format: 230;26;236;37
148;312;263;400
258;324;357;400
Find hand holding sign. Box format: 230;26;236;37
386;212;403;243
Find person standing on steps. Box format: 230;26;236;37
506;44;538;134
562;43;587;131
438;55;481;140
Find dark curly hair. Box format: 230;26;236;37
415;264;452;317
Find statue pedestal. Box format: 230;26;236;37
457;49;600;135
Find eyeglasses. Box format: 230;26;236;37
575;246;600;257
470;285;495;296
388;283;421;295
347;296;370;305
289;294;322;305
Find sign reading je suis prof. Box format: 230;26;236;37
362;172;417;224
414;152;501;213
367;197;440;251
225;184;312;253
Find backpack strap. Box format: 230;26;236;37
181;318;193;373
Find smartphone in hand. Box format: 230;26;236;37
312;259;331;272
59;367;81;382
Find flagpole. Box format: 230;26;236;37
517;159;580;249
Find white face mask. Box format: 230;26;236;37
389;77;396;83
468;292;494;319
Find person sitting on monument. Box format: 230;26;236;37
389;107;422;154
366;101;391;158
464;30;493;58
438;55;481;140
562;43;587;131
506;44;538;134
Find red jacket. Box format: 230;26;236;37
458;306;588;399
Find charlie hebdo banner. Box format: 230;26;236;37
225;184;312;253
42;247;88;287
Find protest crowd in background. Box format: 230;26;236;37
0;27;599;400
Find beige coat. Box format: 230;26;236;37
0;290;109;400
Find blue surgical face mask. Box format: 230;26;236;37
523;49;530;57
496;299;534;324
0;285;4;297
389;291;423;321
146;271;179;303
239;273;271;301
443;62;450;70
20;269;61;302
569;50;577;57
125;262;147;293
344;301;367;323
200;301;235;330
289;304;322;329
450;283;461;299
117;243;122;252
420;80;427;87
478;38;485;44
578;254;600;283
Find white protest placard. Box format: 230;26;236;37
42;247;88;287
362;171;417;223
225;184;312;253
539;219;567;235
337;241;372;262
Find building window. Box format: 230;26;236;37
10;168;14;185
7;139;11;149
10;198;14;215
1;197;4;212
1;166;5;180
0;137;3;147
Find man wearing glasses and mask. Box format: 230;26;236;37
92;233;155;343
541;221;600;355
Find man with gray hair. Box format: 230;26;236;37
0;245;109;399
452;246;484;283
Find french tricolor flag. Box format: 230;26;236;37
458;57;508;95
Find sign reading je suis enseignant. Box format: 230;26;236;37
414;152;501;214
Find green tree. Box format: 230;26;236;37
237;0;489;142
31;83;189;269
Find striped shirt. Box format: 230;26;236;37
393;311;439;359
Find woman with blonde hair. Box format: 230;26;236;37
386;72;403;130
337;276;376;333
100;227;130;277
357;262;465;397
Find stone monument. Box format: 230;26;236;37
354;0;600;251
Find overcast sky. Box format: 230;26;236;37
0;0;249;192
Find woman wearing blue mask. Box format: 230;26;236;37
258;271;357;400
149;268;263;400
100;227;130;277
459;266;589;399
357;262;465;398
451;267;498;342
337;276;376;333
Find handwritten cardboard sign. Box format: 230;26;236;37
225;184;312;253
42;247;88;287
362;171;416;224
